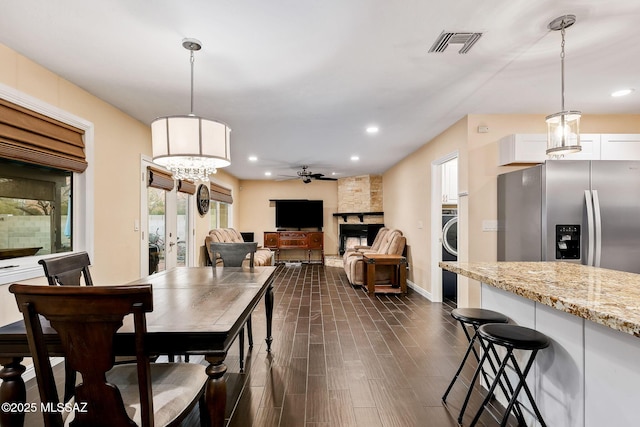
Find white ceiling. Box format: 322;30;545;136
1;1;639;180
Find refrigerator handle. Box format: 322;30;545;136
584;190;595;266
592;190;602;268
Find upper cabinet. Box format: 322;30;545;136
498;134;604;165
442;158;458;205
599;134;640;160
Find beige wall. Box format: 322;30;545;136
384;113;640;307
1;44;151;285
382;117;468;299
237;180;339;256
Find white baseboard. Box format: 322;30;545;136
407;280;433;301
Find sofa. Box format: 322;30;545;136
205;228;273;267
343;228;406;286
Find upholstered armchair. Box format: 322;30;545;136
342;226;389;264
205;228;273;266
344;229;406;286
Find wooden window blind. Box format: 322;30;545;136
177;179;196;195
210;182;233;204
0;98;87;173
147;166;174;191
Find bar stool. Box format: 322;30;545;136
469;323;550;427
442;308;510;423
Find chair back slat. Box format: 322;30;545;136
210;242;258;268
10;284;153;427
38;252;94;286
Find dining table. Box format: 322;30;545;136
0;265;276;427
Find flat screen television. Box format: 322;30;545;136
275;200;323;229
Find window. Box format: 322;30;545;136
0;159;72;259
210;202;230;229
0;86;93;284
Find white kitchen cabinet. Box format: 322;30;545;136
497;133;640;166
442;157;458;204
600;134;640;160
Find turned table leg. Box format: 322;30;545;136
204;354;227;427
0;357;26;427
265;281;274;352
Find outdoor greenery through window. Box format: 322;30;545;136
0;159;72;260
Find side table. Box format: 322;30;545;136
362;253;407;295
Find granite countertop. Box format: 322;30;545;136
439;261;640;338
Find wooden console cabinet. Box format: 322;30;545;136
264;231;324;264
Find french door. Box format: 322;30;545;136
140;158;193;276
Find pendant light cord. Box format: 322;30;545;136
560;19;566;112
189;50;195;116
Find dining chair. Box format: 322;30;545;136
38;251;94;286
210;241;258;371
10;283;208;427
39;252;95;402
39;251;144;402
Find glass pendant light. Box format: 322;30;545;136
546;15;581;157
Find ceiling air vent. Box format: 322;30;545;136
428;31;483;54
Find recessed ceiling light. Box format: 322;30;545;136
351;155;360;161
248;155;258;161
611;89;634;97
366;126;379;134
264;171;272;176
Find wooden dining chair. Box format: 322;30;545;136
210;241;258;371
38;251;94;286
39;251;143;402
38;252;96;402
10;283;208;427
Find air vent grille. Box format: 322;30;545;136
428;31;483;54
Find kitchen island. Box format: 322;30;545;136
439;261;640;427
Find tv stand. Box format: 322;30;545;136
264;231;324;264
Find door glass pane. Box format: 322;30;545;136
177;191;188;267
148;187;166;274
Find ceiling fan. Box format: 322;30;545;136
296;165;337;184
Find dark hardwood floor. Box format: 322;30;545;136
22;264;515;426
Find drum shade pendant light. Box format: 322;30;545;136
546;15;581;156
151;38;231;181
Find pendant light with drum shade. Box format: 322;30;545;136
151;38;231;182
545;15;581;157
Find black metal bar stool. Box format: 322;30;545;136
442;308;512;423
469;323;551;427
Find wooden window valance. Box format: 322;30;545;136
177;179;196;195
147;166;174;191
210;182;233;204
0;98;87;173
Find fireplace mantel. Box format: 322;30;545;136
333;211;384;222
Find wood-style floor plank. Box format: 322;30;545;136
21;264;521;426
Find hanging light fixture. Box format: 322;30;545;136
545;15;581;156
151;38;231;182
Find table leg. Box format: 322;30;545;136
204;354;227;427
265;281;274;352
366;259;376;295
399;259;407;294
0;357;26;427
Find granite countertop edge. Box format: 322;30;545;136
439;261;640;338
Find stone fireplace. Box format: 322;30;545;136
336;175;384;254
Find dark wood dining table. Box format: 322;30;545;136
0;266;276;427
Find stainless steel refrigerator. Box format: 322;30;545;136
497;160;640;274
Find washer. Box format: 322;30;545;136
442;211;458;302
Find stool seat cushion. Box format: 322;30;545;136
451;308;509;325
478;324;550;350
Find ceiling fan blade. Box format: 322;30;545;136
314;176;337;181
